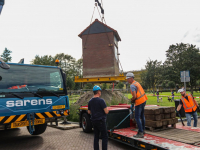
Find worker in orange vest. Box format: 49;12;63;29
126;72;148;138
177;88;199;127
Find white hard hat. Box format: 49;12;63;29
178;88;185;93
126;72;134;79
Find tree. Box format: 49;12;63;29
165;43;200;93
141;59;162;94
1;48;12;62
66;77;75;90
32;53;83;90
102;83;107;90
168;81;175;89
84;83;93;90
141;71;148;90
32;55;56;66
115;82;124;89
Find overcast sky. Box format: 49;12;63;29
0;0;200;71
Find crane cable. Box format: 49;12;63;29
96;0;123;73
82;0;124;74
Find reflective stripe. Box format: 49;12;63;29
136;93;146;100
36;113;45;119
15;114;26;122
133;82;143;99
4;115;16;124
45;112;53;118
0;117;4;122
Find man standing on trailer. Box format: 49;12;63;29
88;85;109;150
177;88;198;127
126;72;148;138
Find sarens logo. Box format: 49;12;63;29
6;99;52;107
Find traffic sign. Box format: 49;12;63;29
180;71;190;82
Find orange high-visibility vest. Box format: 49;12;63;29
8;85;26;89
181;94;197;113
130;81;148;106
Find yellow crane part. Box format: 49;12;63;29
74;74;126;83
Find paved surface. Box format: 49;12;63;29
0;126;133;150
1;119;199;150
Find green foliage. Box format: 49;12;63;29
141;59;162;93
102;83;107;90
164;43;200;93
32;53;83;90
168;81;175;89
74;82;81;90
84;83;93;90
108;84;113;89
162;81;168;88
110;98;119;105
66;77;75;90
32;55;56;66
1;48;12;62
67;104;79;122
115;82;124;89
141;43;200;94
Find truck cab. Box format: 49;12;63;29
0;60;69;135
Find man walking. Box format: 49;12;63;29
156;90;159;102
171;90;174;102
177;88;198;127
88;85;109;150
126;72;148;138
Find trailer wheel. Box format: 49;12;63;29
82;113;92;133
27;123;47;135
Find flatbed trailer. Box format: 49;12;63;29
79;104;200;150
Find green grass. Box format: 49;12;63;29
146;91;200;97
68;94;80;105
124;92;200;107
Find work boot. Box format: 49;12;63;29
133;132;144;138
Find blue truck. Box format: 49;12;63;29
0;58;69;135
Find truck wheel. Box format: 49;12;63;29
27;123;47;135
82;113;92;133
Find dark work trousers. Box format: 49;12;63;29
92;120;108;150
135;101;146;133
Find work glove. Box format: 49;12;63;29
131;97;136;103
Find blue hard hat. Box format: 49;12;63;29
93;85;102;91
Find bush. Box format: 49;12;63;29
102;83;107;90
115;82;124;89
67;104;79;122
83;83;93;90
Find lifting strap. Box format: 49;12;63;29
27;113;35;135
